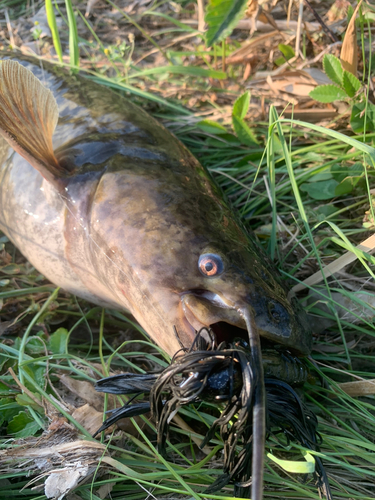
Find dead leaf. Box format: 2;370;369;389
337;379;375;397
327;0;351;23
44;464;89;500
0;438;106;460
254;70;319;100
58;375;143;435
282;107;339;122
243;63;252;81
59;375;111;411
305;286;375;333
340;0;363;76
291;233;375;293
246;0;259;18
257;9;279;31
303;68;333;85
72;403;113;436
85;0;99;17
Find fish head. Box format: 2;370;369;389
89;167;311;358
172;238;311;357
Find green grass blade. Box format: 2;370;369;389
128;65;226;80
88;75;192;115
45;0;63;62
279;118;375;160
65;0;79;70
267;107;277;260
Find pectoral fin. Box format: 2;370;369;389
0;59;67;188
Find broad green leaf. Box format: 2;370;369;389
23;365;46;393
335;177;354;196
300;179;339;200
348;161;364;175
7;411;42;438
309;84;348;103
0;379;18;396
205;0;248;47
330;163;348;182
0;398;22;425
49;327;69;355
274;56;286;67
197;120;228;135
232;91;250;119
342;70;361;97
267;451;315;473
0;263;21;274
16;393;43;412
306;170;333;182
25;332;48;355
278;44;295;61
316;205;338;218
323;54;343;86
232;116;258;146
365;11;375;21
350;101;375;133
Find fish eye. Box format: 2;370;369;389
198;253;224;277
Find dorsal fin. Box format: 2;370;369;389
0;59;67;188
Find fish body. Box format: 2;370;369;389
0;53;311;358
0;53;317;500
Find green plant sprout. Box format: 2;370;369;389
309;54;374;133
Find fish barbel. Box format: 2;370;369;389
0;54;312;499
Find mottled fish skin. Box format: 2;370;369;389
0;53;311;357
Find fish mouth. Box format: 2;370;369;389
180;290;249;346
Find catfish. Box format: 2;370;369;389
0;54;312;500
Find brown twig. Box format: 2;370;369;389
197;0;205;32
304;0;339;43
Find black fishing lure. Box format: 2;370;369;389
94;330;331;499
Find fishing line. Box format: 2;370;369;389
242;307;265;500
